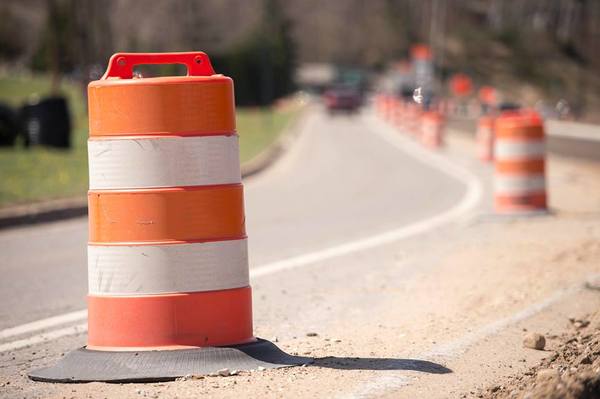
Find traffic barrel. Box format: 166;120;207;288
494;110;547;213
421;111;444;149
29;52;306;383
392;98;404;130
477;115;495;162
387;96;395;121
406;102;422;138
375;94;386;118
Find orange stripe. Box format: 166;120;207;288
496;125;544;140
88;78;235;136
478;116;494;129
88;185;245;244
495;159;545;174
87;287;253;349
495;192;547;211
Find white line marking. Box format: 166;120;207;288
0;110;482;353
423;286;576;359
0;323;87;353
0;310;87;341
342;284;581;399
250;113;482;278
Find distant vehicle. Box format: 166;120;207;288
498;102;521;112
323;86;362;113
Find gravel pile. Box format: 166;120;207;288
481;312;600;399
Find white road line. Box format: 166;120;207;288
250;113;482;278
0;110;482;353
0;323;87;353
343;283;582;399
0;310;87;341
422;285;577;359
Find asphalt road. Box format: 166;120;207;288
0;106;465;330
3;106;600;398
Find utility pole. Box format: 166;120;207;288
429;0;447;96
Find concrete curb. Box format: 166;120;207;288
240;104;310;179
0;197;88;229
0;105;310;230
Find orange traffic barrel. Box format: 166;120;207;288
391;97;402;127
411;44;432;61
421;111;444;149
494;110;547;213
29;52;306;383
406;102;422;138
477;115;495;162
384;95;394;122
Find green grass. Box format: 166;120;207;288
237;106;297;163
0;74;300;207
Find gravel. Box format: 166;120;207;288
523;332;546;350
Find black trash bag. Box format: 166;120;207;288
20;96;71;149
0;102;19;146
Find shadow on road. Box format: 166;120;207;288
311;356;452;374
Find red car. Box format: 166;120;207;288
323;86;361;113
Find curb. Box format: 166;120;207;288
0;105;311;230
240;104;310;178
0;197;88;229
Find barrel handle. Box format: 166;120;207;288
102;52;216;79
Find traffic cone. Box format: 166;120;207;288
29;52;307;383
477;115;495;162
407;103;422;138
421;111;444;149
494;109;547;214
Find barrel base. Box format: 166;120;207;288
494;208;550;217
28;338;310;383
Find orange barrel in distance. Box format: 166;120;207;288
381;95;391;122
376;94;387;118
421;111;444;149
406;102;423;138
392;98;403;130
477;115;495;162
86;52;252;350
494;110;547;213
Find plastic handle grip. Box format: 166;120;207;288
102;52;215;79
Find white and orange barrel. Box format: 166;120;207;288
392;98;404;130
421;111;444;149
477;115;495;162
494;110;547;213
86;52;252;350
386;95;394;121
406;102;422;138
375;94;386;118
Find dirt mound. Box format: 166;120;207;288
481;312;600;399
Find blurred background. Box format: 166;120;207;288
0;0;599;208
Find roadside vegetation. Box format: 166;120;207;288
0;74;301;207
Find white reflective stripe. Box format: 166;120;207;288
494;175;546;194
88;239;248;295
495;140;545;160
88;135;241;189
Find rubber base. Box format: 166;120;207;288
475;208;552;224
28;338;310;383
493;208;551;218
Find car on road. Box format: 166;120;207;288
323;85;362;113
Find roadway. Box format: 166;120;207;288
0;107;465;330
2;105;600;398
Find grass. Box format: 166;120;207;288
237;106;297;163
0;74;300;207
